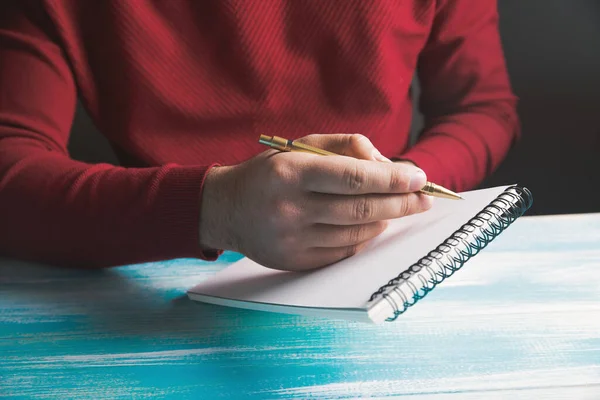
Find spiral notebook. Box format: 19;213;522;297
188;185;533;323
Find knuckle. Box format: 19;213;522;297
344;164;368;191
348;225;365;244
267;157;292;183
349;133;368;146
348;134;373;153
353;197;374;222
397;196;412;217
389;168;409;192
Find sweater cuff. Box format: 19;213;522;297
151;163;223;262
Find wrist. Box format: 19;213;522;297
199;164;237;252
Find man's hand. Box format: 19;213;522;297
200;134;433;271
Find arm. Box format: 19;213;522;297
398;0;519;192
0;2;220;268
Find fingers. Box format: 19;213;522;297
305;221;388;248
284;134;426;195
307;192;433;225
301;157;427;195
295;133;390;161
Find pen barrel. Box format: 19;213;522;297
291;142;338;156
259;134;337;156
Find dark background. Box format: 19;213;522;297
481;1;600;215
68;1;600;216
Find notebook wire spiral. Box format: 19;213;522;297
366;185;533;323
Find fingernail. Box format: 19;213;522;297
409;168;427;191
372;149;392;163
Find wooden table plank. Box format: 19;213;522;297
2;214;599;398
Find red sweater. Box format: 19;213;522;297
0;0;519;268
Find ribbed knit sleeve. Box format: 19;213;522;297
398;0;520;192
0;2;221;267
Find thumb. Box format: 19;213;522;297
296;133;392;162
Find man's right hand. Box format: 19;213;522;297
199;134;433;271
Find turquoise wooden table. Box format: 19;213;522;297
2;213;600;399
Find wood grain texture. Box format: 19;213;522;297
1;214;600;399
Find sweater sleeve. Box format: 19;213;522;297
0;2;221;268
398;0;520;192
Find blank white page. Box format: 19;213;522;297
188;186;509;310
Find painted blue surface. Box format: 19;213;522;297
2;214;600;398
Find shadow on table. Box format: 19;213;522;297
0;257;289;340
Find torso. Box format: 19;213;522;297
44;0;436;166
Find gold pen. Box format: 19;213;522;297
258;134;463;200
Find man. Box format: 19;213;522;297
0;1;518;270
